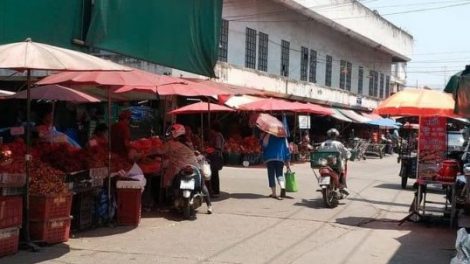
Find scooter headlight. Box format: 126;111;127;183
318;158;328;166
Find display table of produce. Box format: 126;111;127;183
224;136;262;166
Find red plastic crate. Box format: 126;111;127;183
29;193;72;220
0;227;19;257
0;196;22;229
0;173;26;187
117;187;142;226
30;217;71;244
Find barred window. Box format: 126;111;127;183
346;62;352;91
373;71;379;97
309;49;317;83
358;66;364;95
379;73;385;98
339;60;346;89
281;40;290;77
218;19;229;62
325;55;332;87
245;28;257;69
257;32;268;72
368;70;377;97
300;47;308;81
385;75;390;97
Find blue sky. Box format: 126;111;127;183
365;0;470;89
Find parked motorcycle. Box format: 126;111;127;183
311;151;348;208
172;165;205;219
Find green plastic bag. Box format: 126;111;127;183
285;171;298;192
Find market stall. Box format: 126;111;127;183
375;88;461;225
0;39;129;255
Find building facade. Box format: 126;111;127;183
175;0;414;110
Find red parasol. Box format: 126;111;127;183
115;79;233;96
252;113;287;137
168;102;235;115
239;98;307;112
12;84;100;103
37;67;180;87
291;102;333;115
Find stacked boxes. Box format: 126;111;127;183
29;193;72;244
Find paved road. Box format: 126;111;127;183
2;156;456;264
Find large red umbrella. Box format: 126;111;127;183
37;67;181;87
12;84;100;102
114;79;233;96
374;88;457;117
291;102;333;115
238;98;307;112
168;102;234;115
252;113;287;137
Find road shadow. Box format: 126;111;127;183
374;183;414;191
293;198;346;209
334;216;455;264
3;243;70;264
347;197;412;209
228;192;269;199
71;225;137;238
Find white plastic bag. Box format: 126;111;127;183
125;163;146;191
200;159;212;181
451;228;470;264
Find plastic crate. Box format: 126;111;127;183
116;183;142;226
89;167;108;180
0;187;23;197
0;196;22;229
0;227;19;257
29;193;72;221
0;173;26;187
65;170;90;183
71;191;94;231
310;151;341;170
30;217;71;244
224;152;241;165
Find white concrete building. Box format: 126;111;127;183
176;0;414;110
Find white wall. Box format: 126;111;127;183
222;0;393;98
277;0;414;60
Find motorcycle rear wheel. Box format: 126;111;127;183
183;199;192;219
322;187;338;208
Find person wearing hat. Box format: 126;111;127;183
153;124;212;213
111;110;132;156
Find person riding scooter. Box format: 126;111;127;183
154;124;212;214
317;128;351;196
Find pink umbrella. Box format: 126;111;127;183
115;79;233;96
169;102;235;115
12;85;100;102
291;102;333;115
37;67;181;87
252;113;287;137
238;98;308;112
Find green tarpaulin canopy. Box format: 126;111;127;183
86;0;222;77
0;0;222;77
0;0;85;49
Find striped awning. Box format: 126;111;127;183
338;109;371;123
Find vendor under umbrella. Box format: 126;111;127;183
111;110;132;156
87;123;108;149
